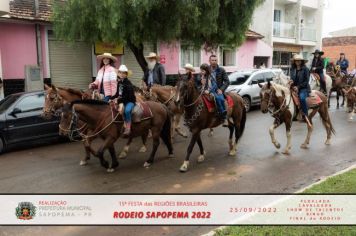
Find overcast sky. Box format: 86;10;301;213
323;0;356;37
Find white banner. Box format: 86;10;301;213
0;195;355;225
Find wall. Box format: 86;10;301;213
0;22;37;80
237;39;273;69
158;41;180;75
250;0;274;46
323;36;356;69
330;27;356;37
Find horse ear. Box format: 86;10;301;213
44;84;50;90
267;80;271;88
51;84;57;92
258;83;263;88
342;88;348;94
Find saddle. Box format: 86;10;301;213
291;89;323;109
118;102;153;123
202;94;234;116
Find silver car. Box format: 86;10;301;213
226;69;279;112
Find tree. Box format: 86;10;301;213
53;0;264;73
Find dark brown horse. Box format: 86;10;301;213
326;64;347;108
59;100;174;172
259;81;335;153
342;87;356;121
175;75;246;172
145;85;187;138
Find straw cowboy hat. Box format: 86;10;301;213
291;54;308;63
312;49;324;56
183;63;195;72
145;52;159;59
97;52;117;62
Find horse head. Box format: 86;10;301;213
259;81;273;113
343;87;356;112
43;84;63;119
58;102;77;136
175;73;195;108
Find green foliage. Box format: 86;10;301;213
52;0;264;48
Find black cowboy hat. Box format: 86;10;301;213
312;49;324;55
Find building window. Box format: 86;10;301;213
180;44;201;67
219;47;236;66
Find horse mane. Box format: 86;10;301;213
71;99;109;106
57;87;83;97
271;82;290;97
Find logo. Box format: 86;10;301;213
15;202;36;220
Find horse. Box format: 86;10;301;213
145;85;188;138
42;84;148;164
325;64;347;108
259;81;335;153
59;100;174;172
342;87;356;121
308;71;333;104
174;75;246;172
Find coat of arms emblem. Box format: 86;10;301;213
15;202;36;220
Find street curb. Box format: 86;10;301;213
201;163;356;236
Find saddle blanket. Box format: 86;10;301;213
202;94;233;113
291;91;322;108
117;102;153;123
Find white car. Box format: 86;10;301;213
226;69;279;112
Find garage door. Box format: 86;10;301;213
48;38;92;90
122;43;154;86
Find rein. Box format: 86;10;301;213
44;93;62;114
266;88;292;116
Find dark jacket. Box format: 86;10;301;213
113;78;136;105
336;59;349;72
291;66;311;93
311;57;325;74
143;63;166;86
210;65;230;92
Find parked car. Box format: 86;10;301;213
226;69;277;112
0;91;60;153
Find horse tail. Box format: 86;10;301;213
239;104;247;138
160;105;173;152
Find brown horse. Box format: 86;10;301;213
175;75;246;172
145;85;187;138
342;87;356;121
326;64;347;108
43;85;148;164
59;100;174;172
259;81;335;153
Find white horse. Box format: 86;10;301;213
309;70;332;97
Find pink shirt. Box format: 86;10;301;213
90;65;117;97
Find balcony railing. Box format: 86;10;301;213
300;27;317;41
273;22;296;39
0;0;10;16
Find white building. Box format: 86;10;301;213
250;0;324;71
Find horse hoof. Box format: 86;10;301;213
107;168;115;173
179;161;189;172
274;142;281;149
79;160;88;166
143;162;152;168
119;151;127;159
300;144;308;149
197;155;205;163
282;149;289;155
229;150;236;156
168;154;174;158
325;140;331;145
139;146;147;153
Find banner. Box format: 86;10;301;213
94;42;124;55
1;195;356;225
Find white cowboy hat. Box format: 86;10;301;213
118;65;128;72
183;63;195;72
291;54;308;63
97;52;117;62
145;52;158;59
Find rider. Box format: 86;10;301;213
336;52;349;75
209;54;230;95
200;63;227;120
142;52;166;91
290;54;311;121
311;49;326;95
183;63;195;80
89;52;118;102
113;65;136;136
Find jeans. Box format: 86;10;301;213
103;96;111;102
319;73;326;93
212;92;226;117
124;102;135;122
299;89;309;116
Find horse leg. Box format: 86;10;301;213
107;145;119;173
328;90;331;108
139;130;149;153
301;109;316;149
228;125;235;156
80;138;92;166
208;128;214;137
269;121;282;149
174;113;187;138
119;138;131;159
196;133;205;163
180;130;199;172
97;139;113;170
317;107;333;145
341;90;345;107
336;90;340;109
143;128;160;168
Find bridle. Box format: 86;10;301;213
44;92;63;115
58;106;87;141
262;87;291;117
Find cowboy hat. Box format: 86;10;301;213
97;52;117;62
117;65;133;77
312;49;324;55
145;52;158;59
291;54;308;63
183;63;195;72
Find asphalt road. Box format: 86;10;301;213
0;100;355;236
